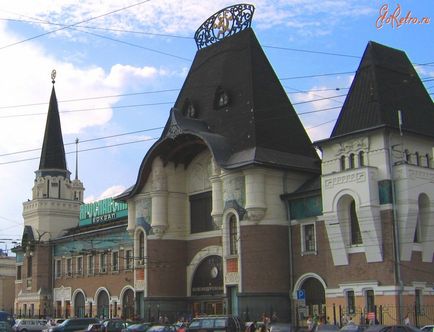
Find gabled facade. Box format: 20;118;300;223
284;41;434;325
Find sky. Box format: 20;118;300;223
0;0;432;253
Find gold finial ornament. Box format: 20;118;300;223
51;69;57;84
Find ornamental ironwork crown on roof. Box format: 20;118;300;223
194;4;255;50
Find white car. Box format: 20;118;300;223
421;326;434;332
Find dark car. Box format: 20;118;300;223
0;321;14;332
340;324;368;332
49;319;100;332
102;321;127;332
364;326;422;332
121;323;153;332
316;325;340;332
187;316;244;332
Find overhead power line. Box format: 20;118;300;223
0;0;152;51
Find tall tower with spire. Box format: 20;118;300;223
23;71;84;241
15;71;85;317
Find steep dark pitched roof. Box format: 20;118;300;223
331;41;434;139
171;28;319;169
118;28;320;199
37;86;69;178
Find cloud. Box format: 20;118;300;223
84;185;126;203
1;0;375;37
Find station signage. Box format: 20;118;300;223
79;198;128;226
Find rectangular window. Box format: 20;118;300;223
17;265;22;280
302;224;316;253
100;253;107;273
366;290;375;312
112;251;119;272
66;258;72;276
415;289;422;314
27;256;32;277
77;256;83;276
229;215;238;255
55;259;62;278
190;191;213;234
347;290;355;314
87;255;94;275
125;250;133;270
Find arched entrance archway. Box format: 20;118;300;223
122;289;134;320
74;292;86;318
97;290;110;319
191;255;223;315
301;277;325;318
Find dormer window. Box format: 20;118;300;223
182;98;198;119
214;86;230;109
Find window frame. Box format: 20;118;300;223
55;259;62;278
112;251;119;272
76;256;83;276
301;223;317;255
87;255;94;276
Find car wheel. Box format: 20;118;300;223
21;329;28;332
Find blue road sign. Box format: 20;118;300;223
297;289;305;300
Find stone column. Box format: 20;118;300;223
244;168;267;222
150;157;168;237
210;158;223;228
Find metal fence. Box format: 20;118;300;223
297;304;434;328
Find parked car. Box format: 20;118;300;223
48;318;100;332
315;325;340;332
83;324;103;332
364;326;422;332
340;324;368;332
187;316;244;332
421;326;434;332
121;323;153;332
13;319;50;332
269;323;292;332
0;312;15;327
146;326;176;332
101;320;127;332
0;321;14;332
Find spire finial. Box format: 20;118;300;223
75;138;79;180
51;69;56;84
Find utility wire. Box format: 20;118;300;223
0;0;152;51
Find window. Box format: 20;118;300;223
302;224;316;253
366;290;375;312
425;154;430;168
112;251;119;272
229;214;238;255
125;250;133;270
415;289;422;314
55;259;62;278
350;200;362;245
214;87;230;109
340;156;346;171
414;214;421;243
17;265;22;280
190;191;213;234
359;151;365;167
87;255;94;275
27;256;32;277
66;258;72;276
138;231;145;264
415;152;420;166
347;290;355;314
100;253;108;273
349;153;355;169
77;257;83;275
405;149;411;163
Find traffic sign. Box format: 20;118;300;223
297;289;305;300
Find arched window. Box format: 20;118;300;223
229;214;238;255
350;200;362;245
405;149;411;163
349;154;355;169
340;156;346;171
346;290;355;314
214;86;230;109
415;152;420;166
138;231;145;264
358;151;365;167
97;290;109;319
366;290;375;312
74;292;85;318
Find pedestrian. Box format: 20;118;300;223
307;316;313;332
404;313;410;326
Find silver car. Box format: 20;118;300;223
13;319;50;332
